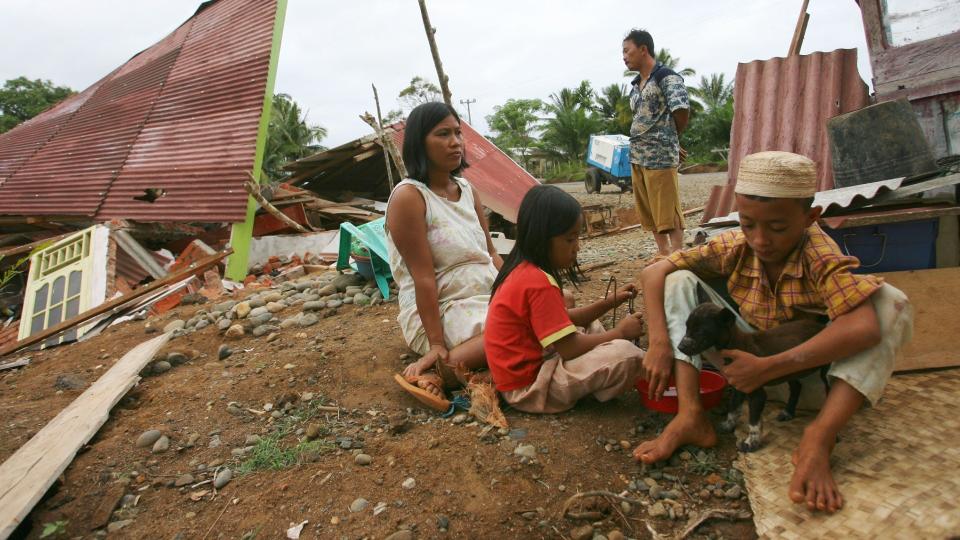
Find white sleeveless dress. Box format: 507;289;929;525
385;178;498;355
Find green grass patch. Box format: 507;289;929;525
237;398;338;473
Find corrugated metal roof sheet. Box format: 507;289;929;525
0;0;277;222
701;49;870;223
390;120;539;223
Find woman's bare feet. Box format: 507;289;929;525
633;410;718;463
789;425;843;513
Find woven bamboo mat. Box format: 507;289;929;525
735;369;960;539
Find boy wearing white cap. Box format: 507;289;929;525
633;151;913;513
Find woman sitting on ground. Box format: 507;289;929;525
386;101;503;410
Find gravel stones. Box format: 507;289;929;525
152;435;170;453
167;352;188;365
298;314;319;327
349;497;369;512
225;324;245;339
151;361;172;374
54;374;86;390
163;320;186;333
401;477;416;490
326;299;343;309
214;300;237;313
266;301;285;313
252;324;279;337
648;501;667;518
384;531;413;540
263;292;283;303
514;444;537;459
353;293;371;306
218;345;232;360
725;484;742;499
570;524;594;540
354;454;372;466
333;273;365;292
174;473;194;487
302;300;324;311
318;284;337;296
136;430;162;448
249;306;269;319
213;468;232;488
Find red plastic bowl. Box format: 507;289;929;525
635;371;727;413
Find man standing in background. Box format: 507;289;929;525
623;29;690;258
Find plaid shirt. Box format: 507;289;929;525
667;223;883;330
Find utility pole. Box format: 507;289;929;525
459;98;476;124
417;0;452;107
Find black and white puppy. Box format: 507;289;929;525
678;293;828;452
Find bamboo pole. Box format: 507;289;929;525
372;84;396;190
243;173;310;234
417;0;452;107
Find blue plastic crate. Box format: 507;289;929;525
823;219;938;274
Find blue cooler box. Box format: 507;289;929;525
823;219;938;273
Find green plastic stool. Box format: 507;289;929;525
336;217;392;300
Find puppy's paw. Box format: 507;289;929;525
737;425;763;452
776;409;795;422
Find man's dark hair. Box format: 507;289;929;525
402;101;469;183
624;28;655;56
491;185;581;299
742;194;815;211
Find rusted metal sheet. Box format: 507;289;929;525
0;0;277;223
391;120;539;223
701;49;870;223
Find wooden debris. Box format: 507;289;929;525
0;357;29;372
679;508;752;538
0;249;231;358
245;176;310;234
0;334;171;538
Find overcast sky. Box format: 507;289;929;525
2;0;874;148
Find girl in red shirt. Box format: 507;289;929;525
484;185;647;413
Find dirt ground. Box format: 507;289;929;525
0;174;758;540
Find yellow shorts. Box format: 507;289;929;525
630;164;684;233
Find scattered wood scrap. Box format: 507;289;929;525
0;333;171;538
0;249;231;358
0;357;29;372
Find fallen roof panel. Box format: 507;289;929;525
0;0;278;223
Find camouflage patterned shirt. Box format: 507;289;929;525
629;63;689;169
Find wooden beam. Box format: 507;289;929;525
0;232;74;259
0;249;230;358
0;333;171;538
788;0;810;56
417;0;453;107
243;177;310;234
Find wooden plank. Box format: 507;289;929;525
0;249;231;358
787;0;810;56
0;358;29;372
821;205;960;229
881;267;960;372
0;232;75;259
0;334;171;538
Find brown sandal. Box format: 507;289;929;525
394;373;450;412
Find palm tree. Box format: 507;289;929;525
540;81;604;161
595;83;632;135
655;49;696;78
689;73;734;113
262;93;327;181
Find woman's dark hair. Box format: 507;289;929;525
491;185;582;298
402;101;469;182
623;28;655;56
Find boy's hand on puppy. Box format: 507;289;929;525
719;349;770;393
614;283;638;304
615;312;645;340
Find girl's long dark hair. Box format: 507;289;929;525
402;102;469;183
491;185;581;298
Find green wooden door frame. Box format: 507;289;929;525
225;0;289;281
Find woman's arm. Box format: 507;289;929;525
386;185;448;375
471;185;504;270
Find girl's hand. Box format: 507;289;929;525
403;344;449;378
614;283;638;305
615;312;645;340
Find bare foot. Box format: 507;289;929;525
410;374;445;399
789;426;843;513
632;410;717;463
